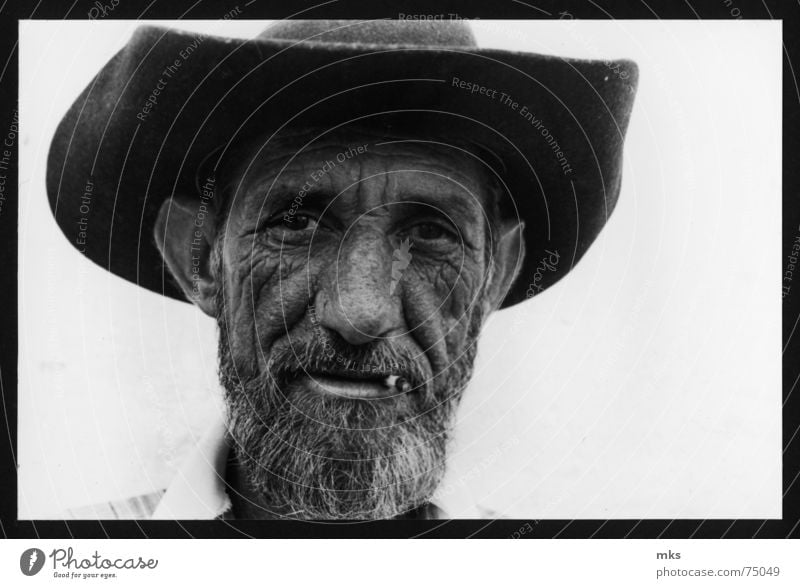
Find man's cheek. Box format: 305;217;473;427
222;249;294;362
407;259;457;305
410;256;481;317
248;254;323;353
397;262;462;369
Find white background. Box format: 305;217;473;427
18;19;781;518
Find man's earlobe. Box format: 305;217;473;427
485;220;526;312
153;196;219;317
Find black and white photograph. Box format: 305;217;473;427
2;1;799;584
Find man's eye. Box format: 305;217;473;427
270;213;317;232
407;222;453;241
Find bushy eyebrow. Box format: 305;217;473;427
394;190;486;228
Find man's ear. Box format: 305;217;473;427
483;220;526;313
153;196;219;317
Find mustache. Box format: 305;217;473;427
264;330;432;394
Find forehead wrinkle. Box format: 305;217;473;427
353;152;391;210
386;169;486;221
371;140;486;177
231;139;498;223
237;140;360;196
245;145;337;184
365;152;490;210
248;140;483;190
239;160;337;218
351;150;486;208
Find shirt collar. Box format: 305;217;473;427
151;414;232;519
151;413;481;519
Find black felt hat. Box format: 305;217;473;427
46;19;638;308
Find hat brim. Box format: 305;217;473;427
47;26;638;308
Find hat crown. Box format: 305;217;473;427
258;19;477;47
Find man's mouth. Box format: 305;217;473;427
296;371;414;399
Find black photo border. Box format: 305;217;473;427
1;0;797;539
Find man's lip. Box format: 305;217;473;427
298;373;399;399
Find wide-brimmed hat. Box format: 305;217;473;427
47;19;638;308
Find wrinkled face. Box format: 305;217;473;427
166;133;522;519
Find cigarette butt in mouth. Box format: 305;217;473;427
383;375;412;393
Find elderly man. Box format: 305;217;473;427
47;20;637;519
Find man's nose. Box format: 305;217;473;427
315;230;404;345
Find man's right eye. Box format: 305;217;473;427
267;213;318;232
282;214;311;230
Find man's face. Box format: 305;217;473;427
219;138;497;384
160;133;521;519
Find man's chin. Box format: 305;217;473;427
226;382;451;520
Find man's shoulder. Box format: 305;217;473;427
63;490;166;520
